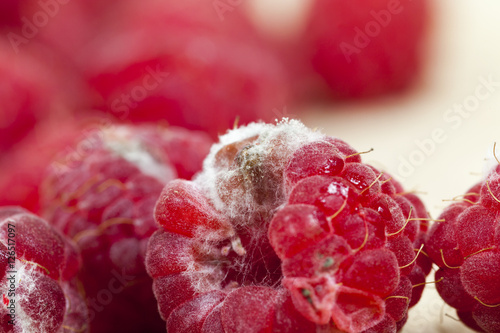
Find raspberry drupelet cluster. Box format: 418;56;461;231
0;207;88;333
40;124;212;333
426;163;500;333
147;120;432;333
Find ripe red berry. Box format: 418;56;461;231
0;117;83;213
147;120;430;332
0;37;89;212
76;0;290;137
0;2;20;27
0;206;88;333
426;167;500;332
40;124;212;333
0;40;66;154
302;0;429;98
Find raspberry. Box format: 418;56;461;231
147;120;430;332
426;166;500;332
0;37;89;212
40;124;212;333
0;117;83;212
77;0;290;137
0;2;20;27
0;206;88;333
18;0;134;67
301;0;429;98
0;40;66;153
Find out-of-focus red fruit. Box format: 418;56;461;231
16;0;107;58
0;1;20;27
76;0;290;137
0;116;84;213
302;0;430;98
0;34;92;213
0;39;66;153
12;0;292;136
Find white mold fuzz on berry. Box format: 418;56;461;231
0;207;88;333
149;120;431;333
7;264;62;333
187;119;328;293
42;124;212;333
6;263;87;333
184;235;228;294
197;119;324;222
102;125;177;183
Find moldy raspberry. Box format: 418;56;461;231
0;207;88;333
147;119;431;333
41;124;212;333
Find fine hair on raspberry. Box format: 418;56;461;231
147;119;431;333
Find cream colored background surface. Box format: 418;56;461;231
251;1;500;332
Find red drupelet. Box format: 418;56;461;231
147;120;431;333
41;124;212;333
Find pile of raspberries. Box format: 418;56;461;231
3;118;500;333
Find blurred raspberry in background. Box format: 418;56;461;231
0;0;431;211
11;0;291;138
303;0;430;98
0;35;87;212
78;0;291;137
247;0;431;99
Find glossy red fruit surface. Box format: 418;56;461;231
40;124;212;333
147;120;430;333
0;206;88;333
426;170;500;333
